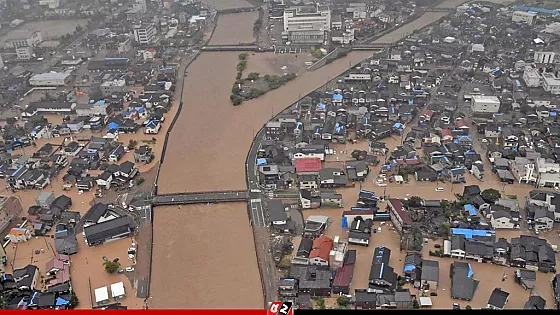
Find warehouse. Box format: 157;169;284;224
471;95;501;113
29;72;72;87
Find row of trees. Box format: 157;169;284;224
230;54;250;105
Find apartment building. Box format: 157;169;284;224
133;23;157;45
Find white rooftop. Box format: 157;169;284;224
471;95;500;103
30;72;70;81
419;297;432;307
110;281;126;298
94;286;109;303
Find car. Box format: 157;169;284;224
102;256;108;261
435;187;444;192
434;244;442;249
118;269;125;274
125;267;134;272
128;254;135;260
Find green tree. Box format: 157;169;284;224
408;196;423;207
232;85;240;94
315;297;326;309
69;291;79;309
236;71;242;80
411;225;423;251
413;299;420;309
103;260;121;273
238;53;248;60
336;296;349;307
481;188;501;203
247;72;260;80
248;88;264;99
465;305;472;310
128;139;138;150
438;222;451;236
237;60;247;72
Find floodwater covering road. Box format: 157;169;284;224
150;0;497;308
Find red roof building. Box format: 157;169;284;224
309;236;334;265
456;120;470;129
295;158;322;173
333;264;355;294
387;198;412;234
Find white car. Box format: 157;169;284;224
125;267;134;272
435;187;444;192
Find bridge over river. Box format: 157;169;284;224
153;190;251;206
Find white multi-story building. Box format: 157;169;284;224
542;73;560;95
16;47;33;60
346;2;367;19
117;35;133;54
39;0;66;9
29;73;72;87
471;95;501;113
283;5;331;44
133;23;157;45
5;30;42;49
523;68;541;87
512;11;537;25
534;51;556;64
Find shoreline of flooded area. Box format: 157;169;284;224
208;11;259;45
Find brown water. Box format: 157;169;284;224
151;0;496;308
205;0;253;10
208;12;259;45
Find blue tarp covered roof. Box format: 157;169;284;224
108;122;119;130
56;297;70;306
333;94;343;100
341;216;348;229
467;264;474;278
464;204;477;217
403;265;416;272
451;228;495;239
256;158;267;166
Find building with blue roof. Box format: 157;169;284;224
451;228;495;239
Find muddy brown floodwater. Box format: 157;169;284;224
205;0;253;11
151;0;494;308
208;12;259;45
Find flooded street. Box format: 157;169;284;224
151;0;521;308
209;12;259;45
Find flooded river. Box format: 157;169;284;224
151;0;497;308
209;11;259;45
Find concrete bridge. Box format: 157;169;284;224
153;190;248;205
217;7;258;14
202;45;272;52
425;8;453;12
352;43;392;51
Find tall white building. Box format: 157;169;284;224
283;5;331;44
133;23;157;45
5;30;42;49
133;0;147;13
512;11;537;25
534;51;556;64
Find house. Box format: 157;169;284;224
13;264;39;291
354;289;376;310
8;227;32;243
83;216;135;246
447;167;466;183
108;145;124;163
487;288;509;310
490;210;518;229
524;294;546;310
394;289;413;309
50;195;72;213
278;278;298;298
403;252;422;282
333;264;354;295
415;170;437;182
144;120;161;134
514;269;536;290
319;168;347;188
63;141;81;156
369;263;397;293
95;171;113;190
55;227;78;255
303;215;328;238
420;259;439;291
134;145;154;164
534;207;554;232
300;189;321;209
346;160;369;181
35;191;55;209
471;163;484;180
295;158;322;175
320;192;342;207
298;174;318;190
450;262;478;301
292;238;313;265
116;161;138;181
76;177;94;191
268;200;288;226
289;265;332;297
308;236;334;266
